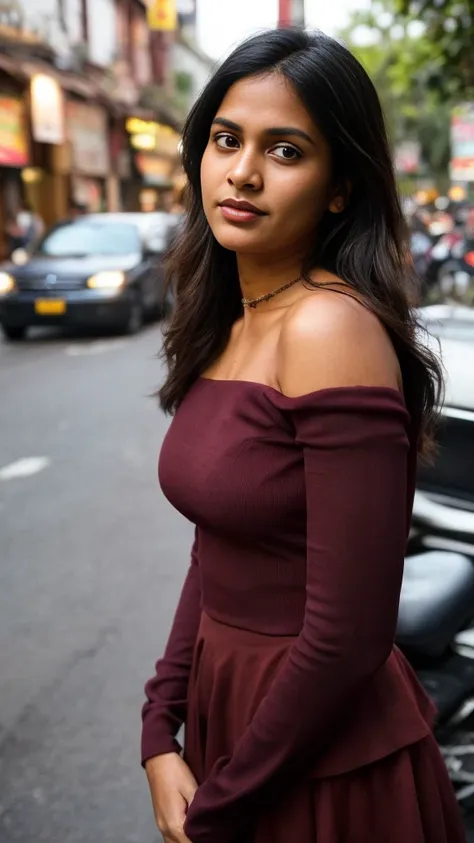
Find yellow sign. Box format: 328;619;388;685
126;116;180;156
147;0;177;31
35;299;66;315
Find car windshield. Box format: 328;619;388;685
36;222;141;257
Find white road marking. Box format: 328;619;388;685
0;457;51;481
65;340;126;357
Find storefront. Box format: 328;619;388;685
27;72;69;227
0;93;30;257
66;100;110;212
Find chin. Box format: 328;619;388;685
211;222;272;255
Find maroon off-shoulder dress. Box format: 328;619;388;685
142;377;466;843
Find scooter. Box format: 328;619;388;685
398;441;474;805
397;540;474;804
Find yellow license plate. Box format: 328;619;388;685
35;299;66;315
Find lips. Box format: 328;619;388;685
218;198;267;224
219;199;266;216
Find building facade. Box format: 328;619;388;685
0;0;197;257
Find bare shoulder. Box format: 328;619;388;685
277;287;402;397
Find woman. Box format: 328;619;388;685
141;29;465;843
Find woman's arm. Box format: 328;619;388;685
142;529;201;765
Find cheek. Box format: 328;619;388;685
274;168;330;233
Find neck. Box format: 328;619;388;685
237;252;305;305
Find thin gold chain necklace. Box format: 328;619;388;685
242;275;302;309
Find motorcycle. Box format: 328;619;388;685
397;381;474;805
398;543;474;804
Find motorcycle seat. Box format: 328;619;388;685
396;551;474;657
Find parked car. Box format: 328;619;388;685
412;304;474;543
0;212;179;341
400;304;474;807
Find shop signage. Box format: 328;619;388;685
450;103;474;183
66;101;110;177
30;74;65;145
147;0;177;31
0;96;29;166
126;117;180;157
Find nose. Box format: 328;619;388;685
227;149;263;191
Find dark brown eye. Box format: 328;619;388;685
272;145;301;160
215;133;240;149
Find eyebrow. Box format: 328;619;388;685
211;117;315;145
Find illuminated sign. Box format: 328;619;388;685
126;117;180;156
146;0;177;31
30;75;65;145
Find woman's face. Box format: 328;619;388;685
200;73;340;259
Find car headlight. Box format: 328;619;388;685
86;270;125;290
0;272;16;295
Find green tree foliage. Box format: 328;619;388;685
396;0;474;99
339;0;451;185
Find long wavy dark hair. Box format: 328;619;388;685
160;28;442;453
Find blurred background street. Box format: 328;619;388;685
0;326;192;842
1;0;474;841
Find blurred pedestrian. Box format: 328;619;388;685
465;206;474;239
6;201;44;253
68;200;87;219
141;29;464;843
5;213;24;254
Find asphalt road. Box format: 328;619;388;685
0;324;192;843
1;323;473;843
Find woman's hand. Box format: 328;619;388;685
145;752;198;843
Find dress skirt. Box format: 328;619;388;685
184;612;466;843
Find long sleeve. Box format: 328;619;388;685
184;389;411;843
141;529;201;765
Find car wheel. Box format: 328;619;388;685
122;293;144;335
2;324;27;342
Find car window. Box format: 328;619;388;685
37;222;141;257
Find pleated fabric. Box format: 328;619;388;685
184;612;466;843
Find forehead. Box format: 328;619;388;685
215;74;315;133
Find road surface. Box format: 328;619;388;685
0;325;191;843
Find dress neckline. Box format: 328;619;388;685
198;376;405;405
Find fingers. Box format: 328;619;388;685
163;828;192;843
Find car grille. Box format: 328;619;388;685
16;276;86;291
